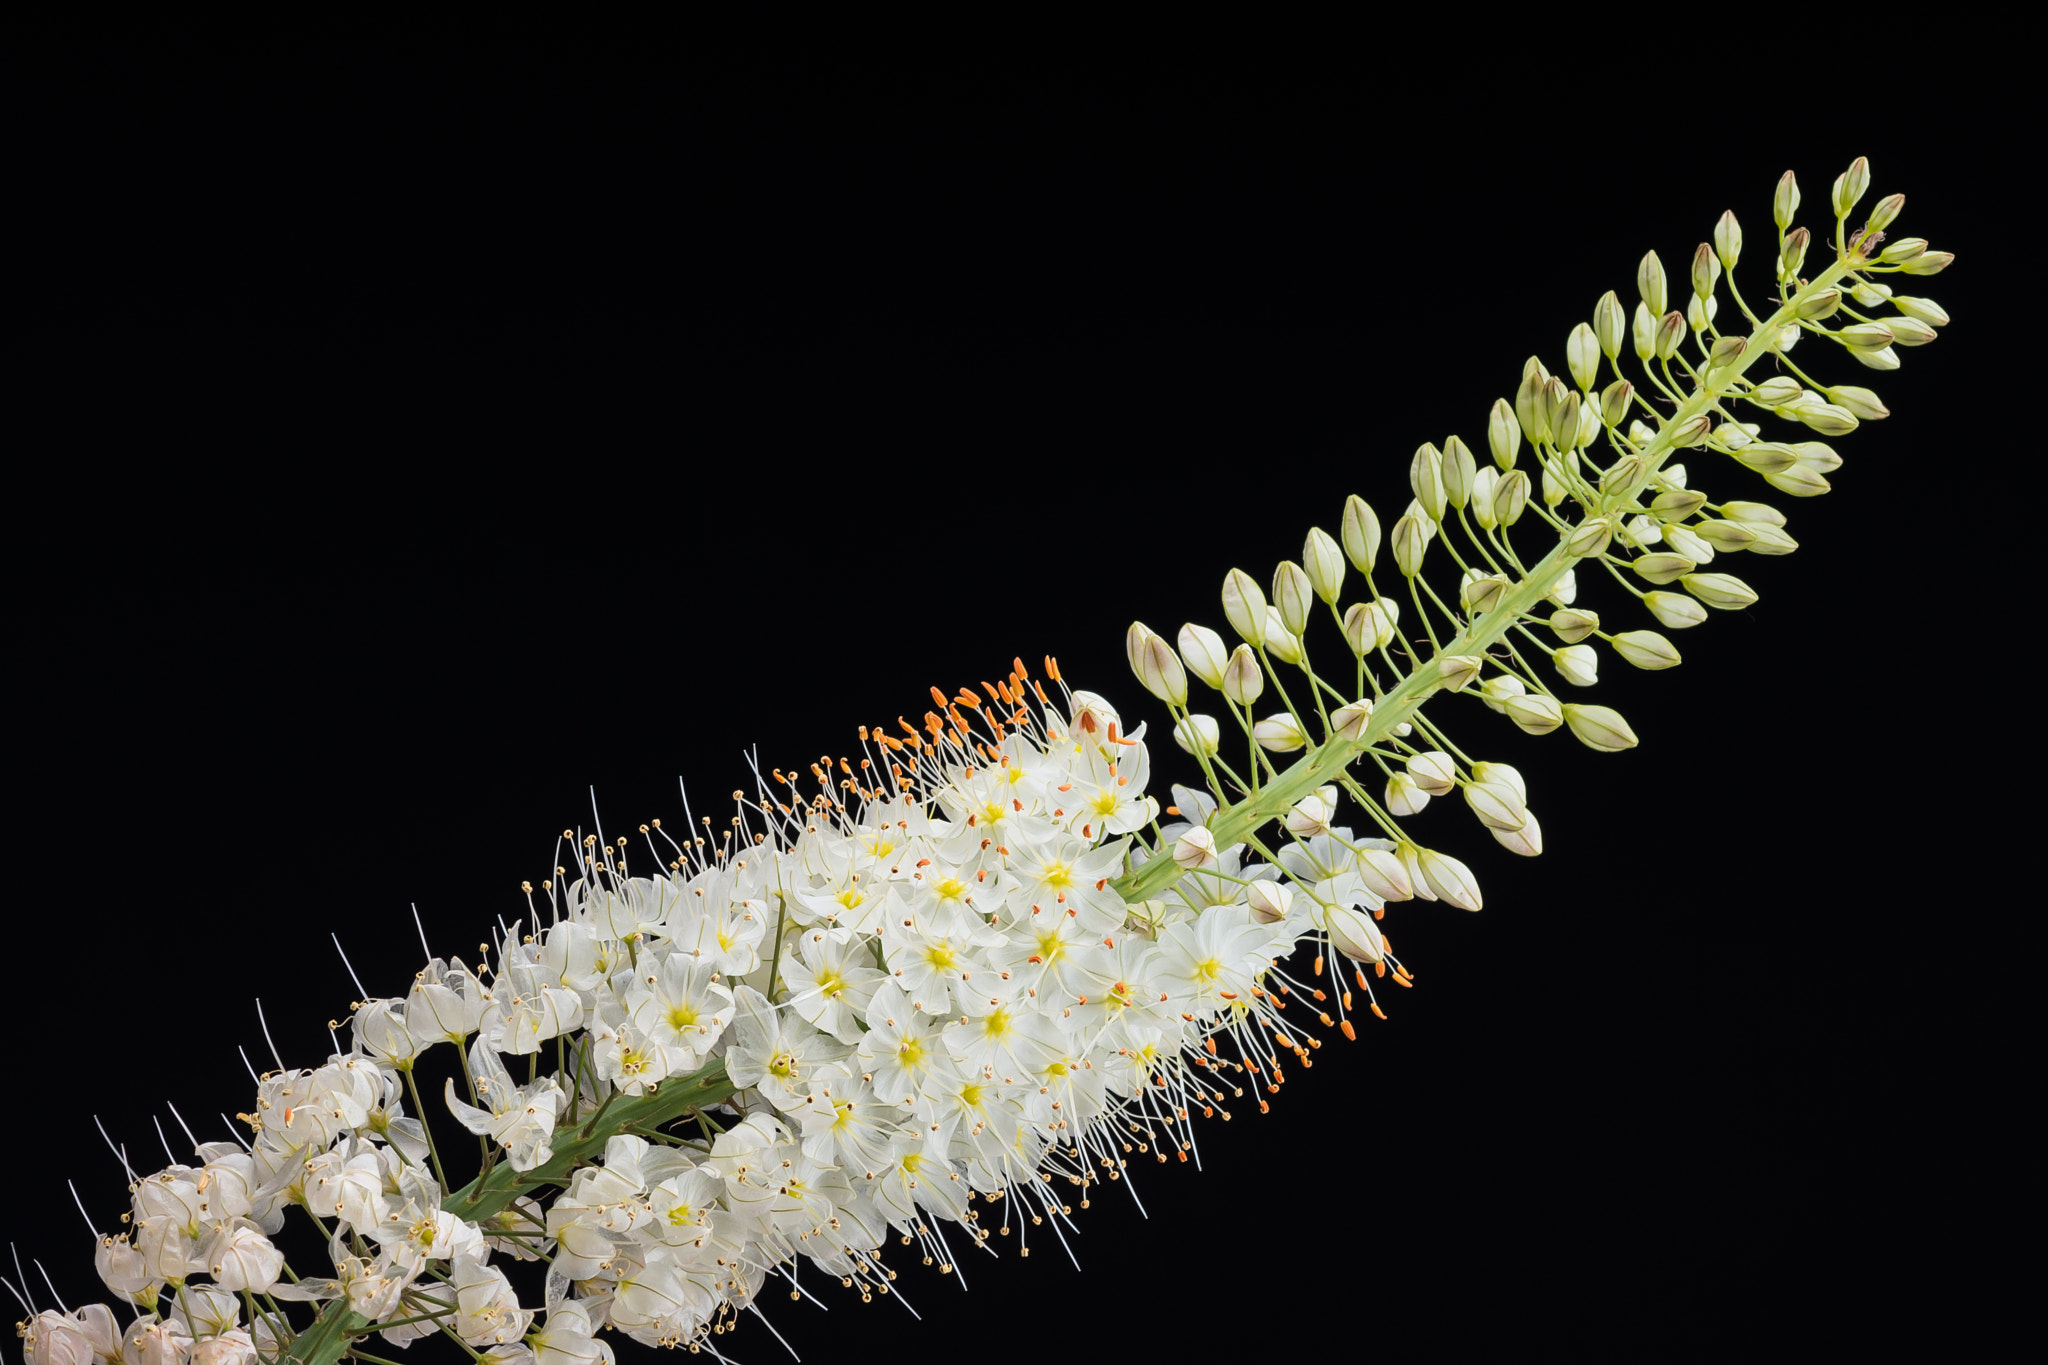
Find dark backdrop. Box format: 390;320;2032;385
7;38;2024;1361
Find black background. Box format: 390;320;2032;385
6;34;2028;1362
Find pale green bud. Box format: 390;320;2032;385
1638;250;1668;318
1599;378;1633;430
1415;847;1483;911
1127;622;1189;705
1488;398;1521;471
1849;345;1900;372
1330;697;1374;741
1459;571;1509;615
1355;847;1412;902
1707;335;1746;371
1661;523;1713;563
1409;443;1446;521
1714;209;1743;270
1437;652;1484;693
1686;294;1718;332
1791;287;1841;320
1774;170;1800;229
1734;443;1799;475
1632;301;1656;361
1565;516;1613;559
1573;399;1600;450
1246;880;1293;926
1837;322;1895;351
1750;376;1803;406
1653;309;1686;360
1890;295;1949;327
1694;519;1758;552
1552;644;1599;687
1566;322;1599;392
1550;390;1582;451
1522;355;1550;384
1763;464;1831;497
1391;514;1430;578
1272;560;1313;636
1385;771;1428;817
1562;703;1638;753
1263;608;1305;665
1849;279;1894;308
1631;553;1695;585
1888;317;1939;347
1222;568;1267;645
1478;673;1525;713
1719;501;1785;526
1650;488;1707;520
1254;713;1307;753
1178;623;1230;689
1610;629;1681;671
1547;566;1579;607
1341;495;1381;575
1221;643;1264;705
1878;236;1926;263
1303;527;1346;605
1441;435;1477;511
1745;525;1799;555
1173;714;1221;757
1516;370;1551;446
1792;441;1840;474
1594;290;1626;361
1470;467;1500;530
1832;156;1870;219
1340;599;1398;655
1691;242;1721;300
1492;469;1531;526
1682;572;1758;610
1505;693;1565;736
1865;191;1904;236
1540;450;1576;508
1463;778;1528;833
1669;413;1714;447
1780;226;1811;279
1549;607;1599;644
1794;402;1859;437
1641;590;1708;630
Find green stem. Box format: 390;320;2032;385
397;1064;449;1193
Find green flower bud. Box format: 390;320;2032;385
1669;413;1714;447
1637;250;1668;318
1686;294;1717;332
1714;209;1743;270
1691;242;1721;300
1126;622;1189;705
1791;287;1841;320
1681;571;1758;610
1653;310;1686;360
1794;402;1859;437
1505;693;1564;736
1831;156;1871;218
1177;623;1229;689
1866;192;1904;234
1492;469;1531;527
1470;467;1500;530
1763;464;1832;497
1488;398;1521;471
1565;516;1613;559
1551;645;1598;688
1733;443;1799;475
1409;443;1446;522
1744;525;1799;555
1780;226;1811;280
1848;345;1900;372
1631;553;1695;585
1550;390;1582;451
1540;449;1578;508
1221;643;1263;705
1222;568;1267;645
1263;609;1305;666
1563;703;1639;753
1442;435;1477;511
1888;317;1939;347
1341;495;1381;575
1610;629;1681;671
1435;654;1483;693
1302;527;1346;605
1515;371;1550;445
1642;591;1708;630
1650;488;1707;520
1174;714;1222;757
1750;376;1803;406
1719;500;1785;526
1773;170;1800;229
1391;514;1430;578
1459;571;1509;616
1272;560;1313;636
1661;523;1713;564
1599;378;1633;430
1549;607;1599;644
1898;246;1954;272
1837;322;1895;351
1566;322;1599;392
1707;335;1746;371
1890;295;1949;326
1632;301;1656;361
1694;519;1758;552
1822;386;1887;421
1594;290;1626;362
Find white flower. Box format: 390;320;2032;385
443;1039;567;1172
624;950;734;1068
205;1221;283;1293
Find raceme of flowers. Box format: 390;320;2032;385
12;155;1952;1365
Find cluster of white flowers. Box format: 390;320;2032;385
22;663;1423;1365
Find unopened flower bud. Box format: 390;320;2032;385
1340;600;1389;655
1492;813;1544;857
1470;466;1500;530
209;1223;285;1294
1505;693;1564;735
1745;525;1798;555
1632;301;1656;361
1734;443;1799;475
1246;879;1293;925
1303;527;1346;604
1902;243;1957;271
1341;494;1381;575
1331;697;1374;741
1890;295;1949;327
1837;322;1894;351
1459;571;1508;616
1773;169;1800;228
1878;236;1926;263
1172;826;1220;871
1254;713;1307;753
1493;468;1531;526
1409;443;1447;521
1398;752;1452;799
1631;553;1695;585
1391;513;1430;578
1751;376;1803;406
1547;566;1578;607
1441;434;1477;510
1463;778;1528;832
1179;623;1230;689
1707;335;1746;372
1597;377;1633;430
1714;209;1743;269
1562;703;1638;752
1515;369;1551;445
1416;847;1483;911
1488;397;1521;471
1831;156;1870;218
1687;294;1718;332
1552;644;1598;687
1478;673;1525;714
1284;792;1336;839
1610;629;1681;670
1384;771;1429;817
1324;904;1387;963
1887;316;1939;347
1565;516;1613;559
1780;226;1811;280
1221;643;1264;705
1540;451;1574;508
1691;242;1721;300
1649;488;1706;520
1550;390;1582;451
1642;590;1708;630
1262;609;1305;665
1720;501;1785;526
1764;464;1831;497
1669;413;1713;447
1173;713;1221;756
1865;191;1904;234
1565;322;1599;392
1849;344;1900;372
1637;249;1667;318
1797;402;1860;436
1271;560;1313;636
1589;289;1626;362
1126;622;1189;705
1694;519;1758;552
1355;848;1411;902
1550;607;1599;644
1660;523;1713;564
1435;653;1483;693
1653;309;1685;360
1222;568;1267;645
1682;571;1757;610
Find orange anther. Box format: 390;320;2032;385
1013;656;1030;680
931;686;950;708
1340;1020;1357;1041
1370;1003;1388;1020
1044;656;1062;682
